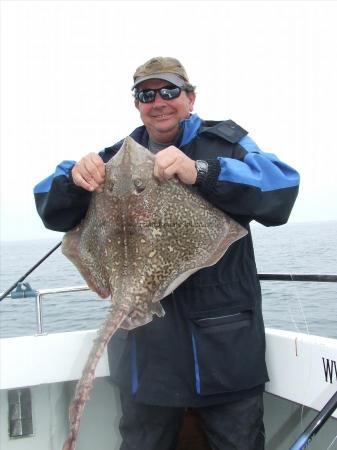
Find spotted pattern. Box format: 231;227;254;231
60;136;247;450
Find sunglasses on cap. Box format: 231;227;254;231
136;85;184;104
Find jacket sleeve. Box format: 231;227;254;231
34;160;92;232
199;135;300;226
33;138;133;232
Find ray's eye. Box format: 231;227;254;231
134;178;146;193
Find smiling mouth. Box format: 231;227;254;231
154;114;172;119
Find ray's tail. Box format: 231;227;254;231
62;308;128;450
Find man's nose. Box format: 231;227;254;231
152;92;166;106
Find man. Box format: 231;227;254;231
34;57;300;450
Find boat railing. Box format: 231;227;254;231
1;284;90;336
0;273;336;336
1;273;337;450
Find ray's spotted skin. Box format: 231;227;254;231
61;136;247;450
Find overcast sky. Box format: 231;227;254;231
1;1;337;242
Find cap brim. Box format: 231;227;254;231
132;72;186;90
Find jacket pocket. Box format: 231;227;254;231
189;308;268;395
191;309;251;330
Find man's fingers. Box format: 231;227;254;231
162;163;178;180
154;146;197;185
154;159;177;181
91;153;106;176
72;172;96;192
153;162;167;181
82;154;105;184
72;153;105;191
154;150;177;181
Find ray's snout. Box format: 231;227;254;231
108;137;149;199
108;139;134;199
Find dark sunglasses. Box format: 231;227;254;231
136;85;183;104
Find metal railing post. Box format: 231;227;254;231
35;292;44;336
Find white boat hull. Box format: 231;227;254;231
1;328;336;449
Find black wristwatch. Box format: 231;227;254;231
194;160;208;186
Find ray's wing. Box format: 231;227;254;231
153;180;248;300
123;174;248;306
62;205;111;299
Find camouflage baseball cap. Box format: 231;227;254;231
132;57;191;90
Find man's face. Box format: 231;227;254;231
135;79;196;144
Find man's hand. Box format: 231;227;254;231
154;146;197;185
72;153;105;192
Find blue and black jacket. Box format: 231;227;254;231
34;114;300;406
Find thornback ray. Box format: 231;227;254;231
61;136;248;450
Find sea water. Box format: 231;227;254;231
0;221;336;339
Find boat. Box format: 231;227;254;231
0;274;336;450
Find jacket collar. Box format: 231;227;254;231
128;115;248;148
198;120;248;144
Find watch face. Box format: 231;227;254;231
196;160;208;173
195;160;208;186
